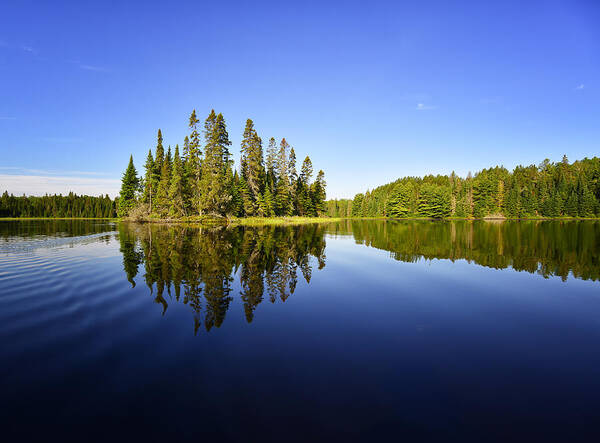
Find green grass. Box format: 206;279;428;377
0;217;118;221
119;215;343;226
228;216;343;226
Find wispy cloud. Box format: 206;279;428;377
0;167;112;177
416;103;437;111
79;64;110;72
575;84;585;91
67;59;110;72
21;45;38;55
0;174;119;197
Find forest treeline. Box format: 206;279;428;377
119;109;327;219
327;156;600;219
0;191;116;218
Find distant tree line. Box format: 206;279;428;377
0;191;116;218
327;156;600;219
119;110;327;218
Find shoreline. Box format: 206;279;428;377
2;216;600;224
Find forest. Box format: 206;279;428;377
327;156;600;219
0;191;116;218
118;109;327;219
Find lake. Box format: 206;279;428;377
1;219;599;441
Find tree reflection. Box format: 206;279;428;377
118;219;600;334
118;223;327;333
346;219;600;282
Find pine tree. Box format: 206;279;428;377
240;119;265;209
118;155;139;217
275;138;291;216
296;156;314;215
142;149;154;209
229;170;244;217
386;182;412;217
263;187;275;217
155;149;172;216
564;191;577;217
198;110;232;215
168;145;186;217
152;130;164;202
187;110;202;214
311;170;327;215
266;137;278;193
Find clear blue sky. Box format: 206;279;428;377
1;0;598;198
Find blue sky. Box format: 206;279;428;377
1;0;598;198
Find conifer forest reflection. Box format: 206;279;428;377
117;220;600;334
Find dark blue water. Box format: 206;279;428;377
1;220;599;442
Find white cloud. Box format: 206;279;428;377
21;45;37;55
575;84;585;90
0;167;112;177
79;64;110;72
416;103;437;111
0;174;120;197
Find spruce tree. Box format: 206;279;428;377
275;138;291;216
152;130;164;201
168;145;186;217
187;110;202;214
118;155;139;217
155;150;171;216
142;149;154;208
198;110;232;215
266;137;278;193
311;170;327;216
240;119;265;209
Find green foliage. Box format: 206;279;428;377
332;156;600;219
418;183;451;218
0;191;116;218
386;182;414;217
116;110;326;220
168;145;187;217
118;155;140;217
198;110;232;215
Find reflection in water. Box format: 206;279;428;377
343;219;600;282
118;220;600;333
118;223;327;333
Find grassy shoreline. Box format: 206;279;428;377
0;217;119;221
2;216;600;224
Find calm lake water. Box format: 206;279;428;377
1;219;599;441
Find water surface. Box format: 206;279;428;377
1;219;599;441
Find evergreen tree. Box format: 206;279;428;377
168;145;187;217
118;155;139;217
311;170;327;215
152;130;164;202
275;138;291;216
187;110;202;214
198;110;232;215
240;119;265;209
142;149;154;209
155;150;172;216
265;137;278;193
